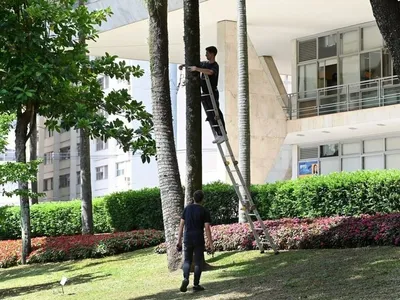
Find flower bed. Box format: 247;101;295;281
0;229;164;268
155;213;400;254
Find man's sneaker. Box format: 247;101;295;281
193;285;205;292
180;279;189;293
212;136;225;144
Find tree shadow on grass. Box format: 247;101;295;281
132;247;400;300
0;262;76;284
0;247;157;283
0;272;111;299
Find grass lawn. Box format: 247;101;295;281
1;246;400;299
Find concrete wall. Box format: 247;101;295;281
217;20;288;184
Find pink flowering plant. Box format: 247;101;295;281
155;213;400;254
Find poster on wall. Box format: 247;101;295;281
299;161;319;177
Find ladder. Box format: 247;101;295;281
201;74;279;254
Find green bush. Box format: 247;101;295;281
269;170;400;219
104;188;164;231
2;170;400;240
0;198;109;240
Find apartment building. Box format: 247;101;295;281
0;148;19;206
37;60;176;201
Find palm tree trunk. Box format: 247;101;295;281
370;0;400;75
29;114;38;205
237;0;250;223
183;0;202;205
78;0;93;235
147;0;184;272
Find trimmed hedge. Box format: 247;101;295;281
2;170;400;240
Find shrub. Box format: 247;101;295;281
155;213;400;254
269;170;400;219
0;229;164;268
104;188;164;232
0;198;110;240
2;170;400;240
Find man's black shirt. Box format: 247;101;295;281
200;61;219;94
181;203;211;245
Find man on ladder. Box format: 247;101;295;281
179;46;227;144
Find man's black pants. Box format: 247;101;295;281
183;242;204;286
201;90;227;136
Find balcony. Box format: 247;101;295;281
282;76;400;120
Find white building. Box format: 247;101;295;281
0;148;19;206
10;0;400;202
85;0;400;183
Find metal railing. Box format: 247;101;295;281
279;76;400;120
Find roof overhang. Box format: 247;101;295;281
87;0;376;75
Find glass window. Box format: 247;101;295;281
318;59;338;89
116;162;125;177
341;30;359;55
340;55;359;84
360;51;382;81
318;34;337;58
363;155;384;170
96;165;108;180
386;153;400;169
320;144;339;158
60;147;70;160
298;63;317;97
383;50;393;77
298;100;317;118
320;158;340;175
96;138;108;151
364;139;383;153
59;174;70;188
362;26;382;51
342;157;360;172
342;142;361;155
386;137;400;151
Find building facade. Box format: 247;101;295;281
37;59;181;201
286;21;400;178
10;0;400;203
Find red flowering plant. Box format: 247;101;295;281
0;229;164;268
155;213;400;254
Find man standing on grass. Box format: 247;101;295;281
176;190;214;292
179;46;227;144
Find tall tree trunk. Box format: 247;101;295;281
237;0;250;223
183;0;202;205
147;0;184;272
370;0;400;75
80;129;93;234
15;112;31;264
29;114;38;205
78;0;93;235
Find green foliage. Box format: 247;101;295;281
0;198;111;239
0;114;41;200
104;188;163;231
0;0;156;161
2;170;400;240
269;170;400;219
202;181;238;224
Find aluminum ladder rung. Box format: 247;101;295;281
202;74;279;255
